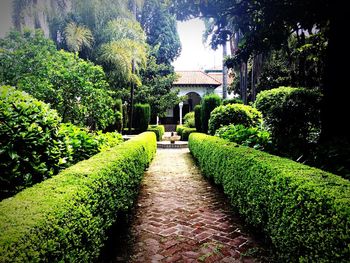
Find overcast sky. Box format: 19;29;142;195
172;18;223;71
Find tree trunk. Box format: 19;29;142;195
128;0;137;135
240;61;248;104
251;54;263;102
222;40;228;99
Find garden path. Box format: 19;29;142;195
104;148;268;263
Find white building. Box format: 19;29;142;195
160;70;233;128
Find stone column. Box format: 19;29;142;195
179;102;184;125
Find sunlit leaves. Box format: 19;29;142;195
64;22;94;53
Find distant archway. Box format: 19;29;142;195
184;92;201;112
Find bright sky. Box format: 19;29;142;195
0;0;12;37
172;18;223;71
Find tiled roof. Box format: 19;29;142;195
174;71;221;86
207;73;234;86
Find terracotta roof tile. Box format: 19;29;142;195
174;71;221;86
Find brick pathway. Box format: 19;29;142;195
127;148;267;263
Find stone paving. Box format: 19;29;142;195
127;148;267;263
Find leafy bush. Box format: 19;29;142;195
222;98;244;105
215;124;271;150
182;127;196;141
0;132;156;262
105;99;123;132
0;30;115;130
201;94;221;133
208;104;263;135
0;86;65;199
58;123;100;163
176;125;196;141
189;133;350;262
254;87;321;158
183;112;195;128
194;105;202;132
133;103;151;132
147;125;165;141
176;125;185;137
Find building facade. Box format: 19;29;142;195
160;70;233;126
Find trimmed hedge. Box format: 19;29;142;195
176;125;196;141
147;125;165;141
201;94;221;133
254;87;321;158
189;133;350;262
133;103;151;132
194;105;202;132
0;132;156;262
208;103;263;135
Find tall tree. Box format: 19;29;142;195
141;0;181;65
64;22;93;53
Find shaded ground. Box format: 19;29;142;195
101;148;270;263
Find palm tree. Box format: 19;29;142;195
64;22;93;53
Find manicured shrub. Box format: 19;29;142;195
147;125;165;141
208;104;263;135
189;133;350;262
183;112;195;128
181;127;196;141
0;132;156;262
176;125;196;141
194;105;202;132
215;124;271;151
133;103;151;132
222;98;243;105
176;125;185;137
0;86;65;199
254;87;321;158
201;94;221;133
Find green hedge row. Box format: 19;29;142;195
189;133;350;262
176;125;196;141
147;125;165;141
0;132;156;262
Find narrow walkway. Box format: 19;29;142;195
128;148;267;263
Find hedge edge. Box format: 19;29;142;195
0;132;156;262
189;133;350;262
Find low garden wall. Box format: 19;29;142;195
189;133;350;262
0;132;156;262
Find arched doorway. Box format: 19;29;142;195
173;92;201;124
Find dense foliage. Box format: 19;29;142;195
0;86;64;199
208;104;263;135
189;133;350;262
141;0;181;65
58;123;123;163
222;98;243;105
147;125;165;141
0;132;156;262
215;124;271;151
133;103;151;132
183;112;195;128
137;53;181;119
194;105;202;132
254;87;322;159
0;30;116;130
200;94;221;133
0;86;123;200
176;125;196;141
